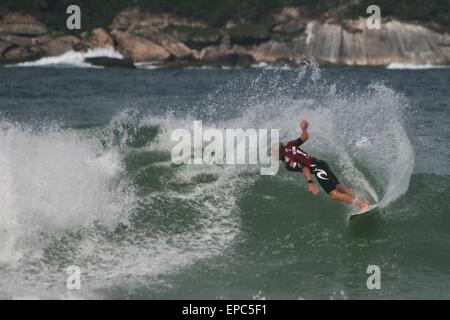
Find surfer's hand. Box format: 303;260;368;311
308;183;319;195
300;119;308;131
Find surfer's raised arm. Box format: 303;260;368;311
300;119;309;143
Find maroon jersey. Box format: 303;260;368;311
283;138;316;172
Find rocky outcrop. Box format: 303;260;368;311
113;31;170;61
0;33;49;47
291;19;450;65
0;14;47;36
1;7;450;67
198;45;255;67
0;41;11;56
0;13;134;67
106;6;450;67
0;14;49;63
41;36;81;56
2;46;42;63
251;41;291;63
83;28;113;49
109;8;195;61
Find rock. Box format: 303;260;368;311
113;31;170;61
192;49;202;60
110;8;206;33
134;28;192;58
199;45;255;67
166;25;221;50
110;9;197;59
2;46;41;63
83;28;113;48
41;36;81;56
291;19;450;66
225;21;237;29
251;41;291;63
0;34;49;47
0;13;47;36
160;38;192;59
0;41;13;56
84;57;137;68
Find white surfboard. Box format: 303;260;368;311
349;204;380;221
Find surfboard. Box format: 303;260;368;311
349;204;380;221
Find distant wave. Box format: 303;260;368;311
252;62;292;70
15;47;123;68
386;62;450;70
134;62;162;70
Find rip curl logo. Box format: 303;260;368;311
171;121;280;175
313;168;330;180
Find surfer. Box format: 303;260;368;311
277;119;370;212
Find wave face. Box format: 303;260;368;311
0;63;415;299
15;47;123;68
181;62;414;207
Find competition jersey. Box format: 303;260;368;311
283;138;316;172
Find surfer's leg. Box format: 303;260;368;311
329;190;369;211
336;184;354;197
329;190;353;204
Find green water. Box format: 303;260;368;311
0;64;449;299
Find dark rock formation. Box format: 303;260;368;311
2;46;42;63
199;45;255;67
85;57;137;69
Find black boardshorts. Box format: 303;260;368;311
310;160;340;194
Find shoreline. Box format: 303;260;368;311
1;8;450;68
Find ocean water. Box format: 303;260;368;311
0;62;449;299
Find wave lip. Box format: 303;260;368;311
14;47;123;68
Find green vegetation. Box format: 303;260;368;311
0;0;449;33
226;23;271;45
